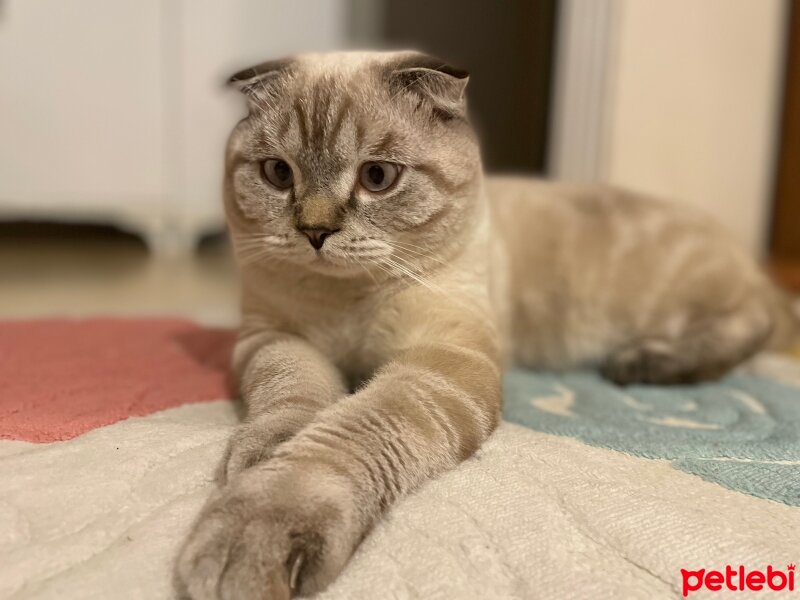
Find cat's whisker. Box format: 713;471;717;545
231;232;269;241
385;252;440;279
386;239;437;253
385;243;448;266
234;242;262;253
239;250;271;266
352;257;381;286
340;250;394;261
379;256;450;299
234;236;294;262
386;239;449;258
235;241;297;265
234;242;268;253
380;254;489;319
371;261;402;285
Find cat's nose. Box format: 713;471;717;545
299;227;338;250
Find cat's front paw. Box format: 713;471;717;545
175;465;358;600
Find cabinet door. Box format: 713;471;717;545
0;0;163;212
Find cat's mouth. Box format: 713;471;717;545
299;249;368;275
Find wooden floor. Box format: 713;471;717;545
0;223;239;323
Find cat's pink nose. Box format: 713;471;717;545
300;228;338;250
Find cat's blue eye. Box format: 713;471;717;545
359;162;400;193
262;159;294;189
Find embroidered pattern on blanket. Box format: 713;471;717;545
504;370;800;506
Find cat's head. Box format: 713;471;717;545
224;51;483;278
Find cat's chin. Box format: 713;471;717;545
299;255;373;279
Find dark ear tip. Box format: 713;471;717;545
396;52;469;80
227;68;256;85
439;64;469;80
226;58;294;89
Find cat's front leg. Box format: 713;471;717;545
176;332;501;599
222;330;348;481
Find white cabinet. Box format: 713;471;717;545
0;1;164;227
0;0;348;254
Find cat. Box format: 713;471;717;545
175;51;798;599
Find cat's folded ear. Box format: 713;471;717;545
387;53;470;119
227;58;293;97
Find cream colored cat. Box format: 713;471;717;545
175;51;797;599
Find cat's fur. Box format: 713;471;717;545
175;51;798;599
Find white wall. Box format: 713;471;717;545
604;0;788;254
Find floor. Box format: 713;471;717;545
0;223;240;325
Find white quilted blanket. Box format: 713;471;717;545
3;398;799;599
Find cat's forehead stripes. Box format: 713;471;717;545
290;77;357;153
286;70;382;159
364;131;397;158
282;78;363;186
292;97;311;147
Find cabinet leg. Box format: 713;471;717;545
140;220;199;259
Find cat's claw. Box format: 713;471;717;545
288;550;306;592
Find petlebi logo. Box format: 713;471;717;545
681;564;796;596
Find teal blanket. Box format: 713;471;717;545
504;368;800;506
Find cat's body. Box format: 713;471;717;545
236;175;792;388
489;176;796;382
176;51;797;599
